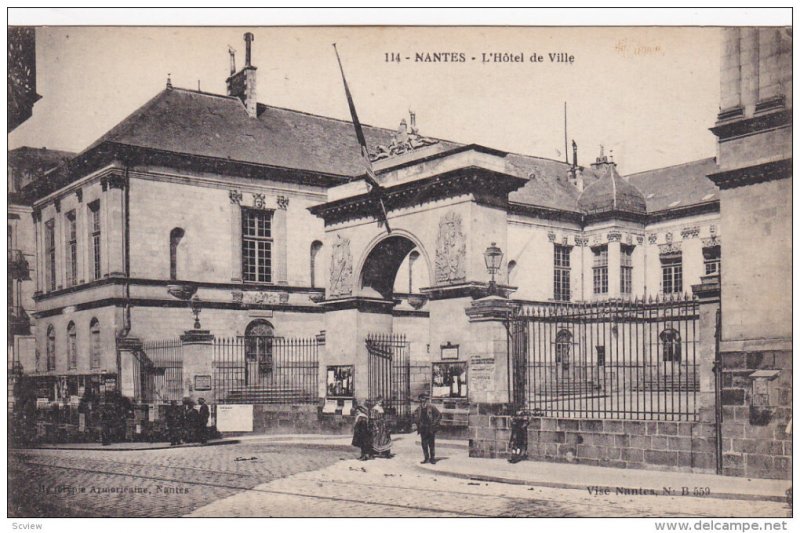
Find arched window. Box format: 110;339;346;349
90;318;101;369
660;329;681;363
310;240;323;288
46;325;56;371
67;322;77;370
507;260;517;284
408;250;420;293
169;228;185;281
555;329;571;370
245;320;274;383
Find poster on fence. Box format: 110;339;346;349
216;404;254;432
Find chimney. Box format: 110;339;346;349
571;139;578;169
226;32;258;118
568;139;584;191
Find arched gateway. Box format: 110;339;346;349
309;144;526;405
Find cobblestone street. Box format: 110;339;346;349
8;436;791;518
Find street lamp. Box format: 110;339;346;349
190;295;203;329
484;242;504;296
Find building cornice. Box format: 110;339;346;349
707;159;791;190
710;108;791;141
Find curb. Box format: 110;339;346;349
414;464;789;504
23;439;241;452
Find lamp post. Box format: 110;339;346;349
484;242;504;296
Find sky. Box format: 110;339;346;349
9;26;722;175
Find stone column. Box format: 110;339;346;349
229;190;242;282
273;205;288;285
117;336;143;400
607;233;621;298
180;328;215;404
105;175;126;278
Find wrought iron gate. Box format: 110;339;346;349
511;296;699;421
141;339;183;403
365;333;411;419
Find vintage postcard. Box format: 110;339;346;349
6;10;793;525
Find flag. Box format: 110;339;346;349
333;43;391;232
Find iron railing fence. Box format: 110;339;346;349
512;295;699;421
365;333;411;420
213;336;319;404
141;339;183;403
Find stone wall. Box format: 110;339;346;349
720;350;792;480
469;404;717;474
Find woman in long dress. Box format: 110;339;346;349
370;397;393;458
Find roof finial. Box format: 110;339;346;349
228;46;237;75
166;73;173;89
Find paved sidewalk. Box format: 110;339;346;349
231;433;790;504
411;438;791;503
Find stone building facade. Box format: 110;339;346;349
707;27;792;480
10;30;789;479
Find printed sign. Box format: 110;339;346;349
469;355;495;393
216;404;254;432
194;375;212;391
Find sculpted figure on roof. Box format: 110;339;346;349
370;111;438;162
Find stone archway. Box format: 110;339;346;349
310;145;527;401
357;233;431;300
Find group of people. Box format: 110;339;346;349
352;393;443;465
351;396;393;460
165;397;210;446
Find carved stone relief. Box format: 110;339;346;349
329;234;353;297
435;211;467;285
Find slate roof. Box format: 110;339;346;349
578;161;647;216
624;157;719;213
36;86;718;216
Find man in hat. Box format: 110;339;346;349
412;393;441;464
197;398;210;444
352;405;372;460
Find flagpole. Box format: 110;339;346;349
332;43;391;233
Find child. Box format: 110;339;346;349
508;410;530;464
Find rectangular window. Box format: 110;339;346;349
703;246;721;276
661;255;683;294
44;219;56;291
553;244;571;301
242;208;273;283
89;201;101;280
65;211;77;287
592;246;608;295
620;245;633;294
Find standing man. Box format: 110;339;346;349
413;393;441;464
197;398;210;444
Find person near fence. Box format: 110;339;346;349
166;400;183;445
369;396;393;458
184;399;199;443
508;409;530;464
197;398;210;444
412;393;441;464
352;405;373;460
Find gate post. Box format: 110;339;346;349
465;295;516;458
692;274;721;424
117;336;143;400
180;328;215;404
